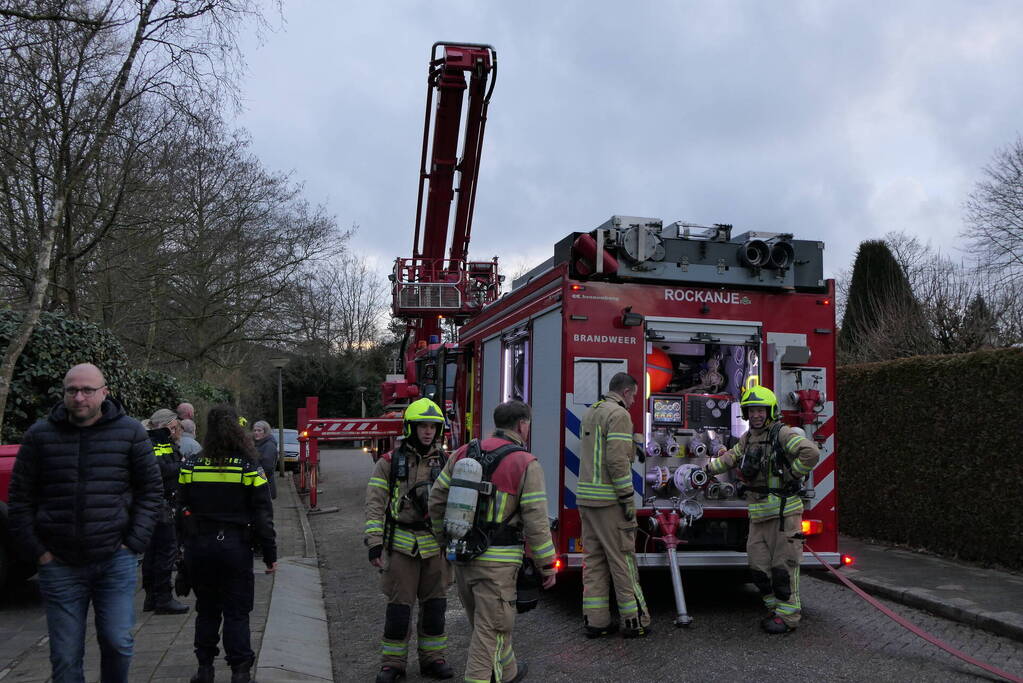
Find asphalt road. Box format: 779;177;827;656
313;448;1023;683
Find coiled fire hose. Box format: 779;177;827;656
806;544;1023;683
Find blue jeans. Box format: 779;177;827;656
37;547;138;683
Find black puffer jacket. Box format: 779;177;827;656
8;397;164;565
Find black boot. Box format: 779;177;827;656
142;593;155;612
584;619;619;639
421;658;453;679
621;618;652;638
506;662;529;682
231;657;255;683
375;666;406;683
762;616;794;634
190;664;215;683
153;596;189;614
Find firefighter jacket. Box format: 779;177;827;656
177;453;277;564
428;430;557;576
707;421;819;523
364;440;446;559
576;391;635;507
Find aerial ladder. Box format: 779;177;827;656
299;43;501;497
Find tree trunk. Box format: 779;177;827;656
0;198;63;441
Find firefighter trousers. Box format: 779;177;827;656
379;550;449;669
747;514;804;627
454;561;520;683
579;505;650;630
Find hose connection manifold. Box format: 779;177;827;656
645;466;671;492
673;463;708;498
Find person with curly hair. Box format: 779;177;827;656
178;404;277;683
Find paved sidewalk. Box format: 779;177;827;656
833;534;1023;643
0;473;331;682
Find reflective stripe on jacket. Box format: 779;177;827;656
707;422;820;522
428;432;557;573
577;391;635;507
364;441;446;559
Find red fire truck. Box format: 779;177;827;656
450;216;841;573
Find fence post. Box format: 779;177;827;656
307;396;320;510
297;406;308;494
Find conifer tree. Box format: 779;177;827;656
838;240;926;362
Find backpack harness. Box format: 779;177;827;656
447;438;525;562
738;421;805;530
382;442;446;552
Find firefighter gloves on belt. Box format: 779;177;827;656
368;544;383;563
619;496;636;521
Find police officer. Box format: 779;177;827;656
705;380;819;633
428;400;557;683
365;398;453;682
576;373;650;638
178;404;277;683
143;408;189;614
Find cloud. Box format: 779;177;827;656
234;1;1023;284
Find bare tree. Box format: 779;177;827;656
0;0;271;436
285;244;388;355
964;136;1023;285
109;112;344;375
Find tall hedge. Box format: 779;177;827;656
837;348;1023;569
0;310;222;442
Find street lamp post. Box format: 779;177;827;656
270;357;289;478
356;385;367;418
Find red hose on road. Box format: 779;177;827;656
806;544;1023;683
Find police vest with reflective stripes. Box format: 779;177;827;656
179;458;268;488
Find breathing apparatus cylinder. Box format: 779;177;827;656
443;457;483;540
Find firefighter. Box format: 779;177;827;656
178;404;277;683
365;398;453;682
143;408;189;614
576;372;650;638
428;400;557;683
705;381;820;633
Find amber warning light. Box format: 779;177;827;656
801;519;824;535
554;559;563;572
841;554;855;567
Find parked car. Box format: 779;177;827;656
280;428;300;471
0;444;37;587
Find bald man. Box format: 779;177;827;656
177;402;195;422
8;363;163;683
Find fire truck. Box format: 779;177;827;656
450;216;841;577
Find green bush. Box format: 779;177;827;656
1;310;135;441
0;310;228;441
837;348;1023;569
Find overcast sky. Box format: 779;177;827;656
234;1;1023;281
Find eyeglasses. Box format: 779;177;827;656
64;385;106;397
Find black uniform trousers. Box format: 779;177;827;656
184;530;255;666
142;519;178;603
